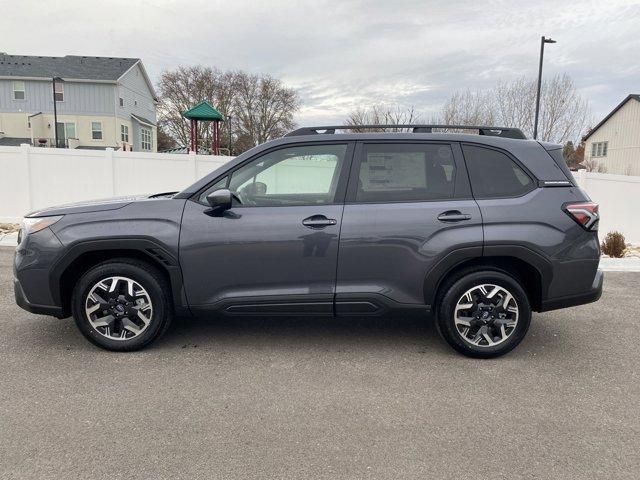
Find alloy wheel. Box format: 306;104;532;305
84;276;153;340
453;283;519;347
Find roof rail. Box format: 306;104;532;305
284;124;527;140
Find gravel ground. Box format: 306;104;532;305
1;246;639;480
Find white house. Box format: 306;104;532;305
583;94;640;176
0;54;158;152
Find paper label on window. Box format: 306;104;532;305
362;153;426;190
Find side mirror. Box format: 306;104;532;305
206;189;232;211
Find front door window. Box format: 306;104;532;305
227;144;348;207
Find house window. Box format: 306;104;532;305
13;81;25;100
119;97;124;107
54;82;64;102
91;122;103;140
141;127;152;151
121;124;129;143
591;141;608;157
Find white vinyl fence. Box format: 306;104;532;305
0;144;232;223
1;145;639;243
574;169;640;244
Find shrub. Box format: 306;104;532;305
601;231;626;258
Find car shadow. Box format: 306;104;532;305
29;310;570;360
154;313;453;355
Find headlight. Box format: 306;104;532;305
20;216;63;238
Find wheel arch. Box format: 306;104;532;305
424;246;552;312
51;239;189;318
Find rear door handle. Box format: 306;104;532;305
437;210;472;222
302;215;337;229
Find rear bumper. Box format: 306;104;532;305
14;277;65;318
539;269;603;312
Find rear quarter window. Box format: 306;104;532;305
462;145;534;199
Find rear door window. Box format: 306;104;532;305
355;143;456;202
462;145;534;199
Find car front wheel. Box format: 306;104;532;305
71;259;172;351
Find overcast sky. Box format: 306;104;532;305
2;0;639;126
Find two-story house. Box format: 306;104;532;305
0;54;158;151
583;94;640;176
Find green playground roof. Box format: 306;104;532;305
182;100;225;121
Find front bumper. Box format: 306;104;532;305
539;269;604;312
14;277;65;317
13;226;67;318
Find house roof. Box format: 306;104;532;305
131;114;156;127
0;54;139;81
583;94;640;141
183;101;225;121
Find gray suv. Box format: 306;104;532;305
13;125;603;357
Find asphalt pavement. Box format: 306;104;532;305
1;247;639;479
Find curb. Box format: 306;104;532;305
599;257;640;272
0;233;18;247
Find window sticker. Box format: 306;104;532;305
362;153;426;190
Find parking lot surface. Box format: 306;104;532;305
1;247;639;479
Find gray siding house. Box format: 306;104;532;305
0;54;158;151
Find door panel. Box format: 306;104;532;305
336;141;482;312
180;202;343;312
336;200;482;309
179;142;353;314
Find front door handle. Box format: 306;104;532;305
437;210;472;222
302;215;337;229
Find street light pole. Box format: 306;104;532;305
533;36;556;140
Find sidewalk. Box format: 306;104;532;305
598;257;640;272
0;233;18;247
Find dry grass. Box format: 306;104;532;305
0;224;20;235
625;245;640;258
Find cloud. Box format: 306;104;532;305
2;0;639;126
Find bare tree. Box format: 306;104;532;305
157;66;234;148
232;72;299;152
345;105;421;132
583;159;607;173
536;75;590;144
440;90;495;127
438;74;590;144
156;121;177;151
157;66;299;154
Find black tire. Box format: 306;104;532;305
71;259;173;351
435;269;531;358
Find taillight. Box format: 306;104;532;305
564;202;599;230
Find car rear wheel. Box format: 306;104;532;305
71;259;172;351
435;269;531;358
